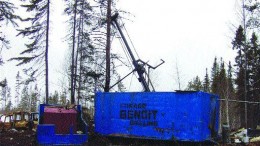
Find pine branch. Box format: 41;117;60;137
8;53;41;66
0;1;20;26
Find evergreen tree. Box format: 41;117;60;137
0;0;20;50
186;76;203;91
232;0;260;128
65;0;79;103
5;100;12;112
0;78;10;109
203;68;210;92
232;25;246;68
64;0;93;103
245;0;260;30
2;83;12;112
219;60;229;125
188;58;238;129
91;0;123;92
227;61;240;130
59;90;67;105
246;32;260;128
15;71;22;107
227;61;234;94
211;57;220;94
232;25;247;127
30;84;39;112
208;58;237;128
9;0;51;104
219;59;228;97
49;90;59;104
19;85;30;111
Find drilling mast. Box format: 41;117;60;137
111;13;164;92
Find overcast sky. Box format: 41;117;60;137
114;0;239;91
1;0;241;101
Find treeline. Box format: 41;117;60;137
1;0;260;130
0;0;126;110
187;0;260;129
0;71;67;113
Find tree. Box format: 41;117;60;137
0;0;20;50
5;100;12;112
9;0;51;104
187;57;238;128
104;0;112;92
227;61;240;130
30;84;39;112
63;0;125;106
186;76;203;91
246;32;260;128
49;90;59;104
64;0;93;103
18;85;30;111
218;60;229;125
117;76;126;92
203;68;210;92
0;0;20;67
0;78;10;108
15;71;22;107
219;60;228;96
211;57;220;94
245;0;260;30
227;61;235;93
66;0;78;104
59;90;67;105
174;61;182;90
232;26;246;68
17;84;39;112
232;0;260;128
93;0;122;93
232;25;248;128
5;84;11;111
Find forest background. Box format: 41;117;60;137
0;0;260;130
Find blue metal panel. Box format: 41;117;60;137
95;91;219;142
37;104;88;145
37;124;88;145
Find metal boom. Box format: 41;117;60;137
111;13;150;92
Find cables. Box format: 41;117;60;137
118;32;132;70
117;30;139;90
119;18;141;60
219;98;260;104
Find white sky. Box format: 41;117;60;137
1;0;240;102
114;0;239;91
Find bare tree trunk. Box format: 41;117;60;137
242;0;248;129
45;0;50;104
104;0;112;92
175;62;181;90
78;50;83;105
71;0;78;104
77;1;86;105
74;14;83;104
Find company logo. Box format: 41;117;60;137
120;103;158;126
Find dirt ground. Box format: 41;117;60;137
0;129;36;146
1;129;260;146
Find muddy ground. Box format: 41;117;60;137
1;129;260;146
0;129;36;146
